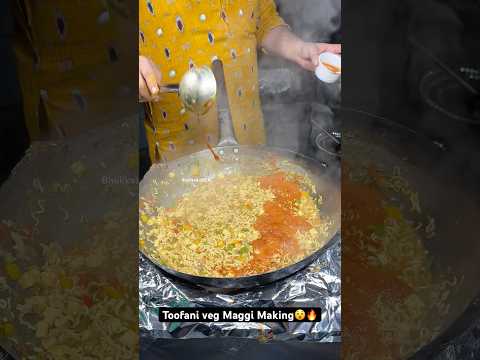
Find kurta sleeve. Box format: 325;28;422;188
255;0;287;44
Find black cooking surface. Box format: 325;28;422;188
140;338;340;360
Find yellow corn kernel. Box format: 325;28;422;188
71;161;86;176
191;164;200;177
59;275;73;289
385;206;402;221
0;322;14;337
140;213;149;224
105;286;121;299
5;262;21;281
4;323;14;337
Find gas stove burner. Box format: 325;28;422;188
420;70;480;124
314;128;341;157
331;131;341;139
460;67;480;81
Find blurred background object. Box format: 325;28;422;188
404;0;480;182
0;0;29;185
342;0;480;358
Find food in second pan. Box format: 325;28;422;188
342;132;458;359
139;171;331;277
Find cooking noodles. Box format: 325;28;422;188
140;171;331;277
0;214;138;359
139;58;340;287
342;129;457;360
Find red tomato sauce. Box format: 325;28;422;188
232;172;312;275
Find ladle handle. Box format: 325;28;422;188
211;60;239;147
138;84;178;101
160;84;179;93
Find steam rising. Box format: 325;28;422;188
259;0;341;159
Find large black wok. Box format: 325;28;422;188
339;106;480;359
139;60;341;289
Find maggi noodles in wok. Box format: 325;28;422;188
139;60;340;288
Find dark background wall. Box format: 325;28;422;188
0;1;29;185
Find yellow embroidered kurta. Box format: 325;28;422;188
13;1;137;140
139;0;286;161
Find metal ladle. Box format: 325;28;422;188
160;66;217;114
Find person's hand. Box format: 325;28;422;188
296;42;341;72
139;56;162;102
